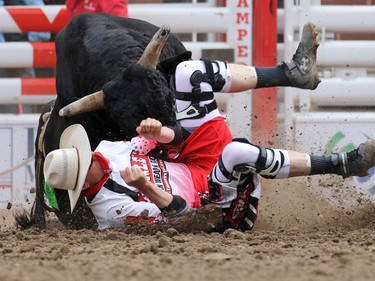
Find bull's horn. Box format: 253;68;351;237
138;24;171;69
59;90;105;117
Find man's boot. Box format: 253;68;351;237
339;140;375;178
281;22;321;90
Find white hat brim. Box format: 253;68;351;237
59;124;92;212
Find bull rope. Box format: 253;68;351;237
0;155;35;176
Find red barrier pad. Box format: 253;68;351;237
21;78;56;95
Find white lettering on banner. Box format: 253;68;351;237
234;0;252;65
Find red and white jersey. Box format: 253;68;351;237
86;140;196;230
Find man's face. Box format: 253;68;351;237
83;153;106;190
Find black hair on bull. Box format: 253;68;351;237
103;61;176;139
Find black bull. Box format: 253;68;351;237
34;13;191;228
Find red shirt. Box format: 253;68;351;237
65;0;128;21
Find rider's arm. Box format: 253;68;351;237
136;118;183;145
121;166;190;217
86;187;163;230
121;166;173;208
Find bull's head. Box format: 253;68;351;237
58;24;173;121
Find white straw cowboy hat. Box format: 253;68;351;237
43;124;92;213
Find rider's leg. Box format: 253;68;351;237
227;22;320;92
174;59;226;133
211;139;375;185
208;139;375;231
175;22;320;134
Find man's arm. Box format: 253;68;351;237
136;118;181;145
120;166;173;208
120;166;190;217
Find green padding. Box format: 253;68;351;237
44;183;59;210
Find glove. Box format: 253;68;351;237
131;136;157;155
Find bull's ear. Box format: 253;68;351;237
157;51;192;75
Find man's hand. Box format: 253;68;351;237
120;166;148;190
121;165;173;209
136;118;175;144
136;118;163;140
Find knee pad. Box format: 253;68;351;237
229;142;286;179
212;139;256;188
200;58;227;92
221;141;285;180
211;154;254;190
175;59;229;121
255;147;285;179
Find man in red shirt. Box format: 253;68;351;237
65;0;128;21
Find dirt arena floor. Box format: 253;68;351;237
1;177;375;281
